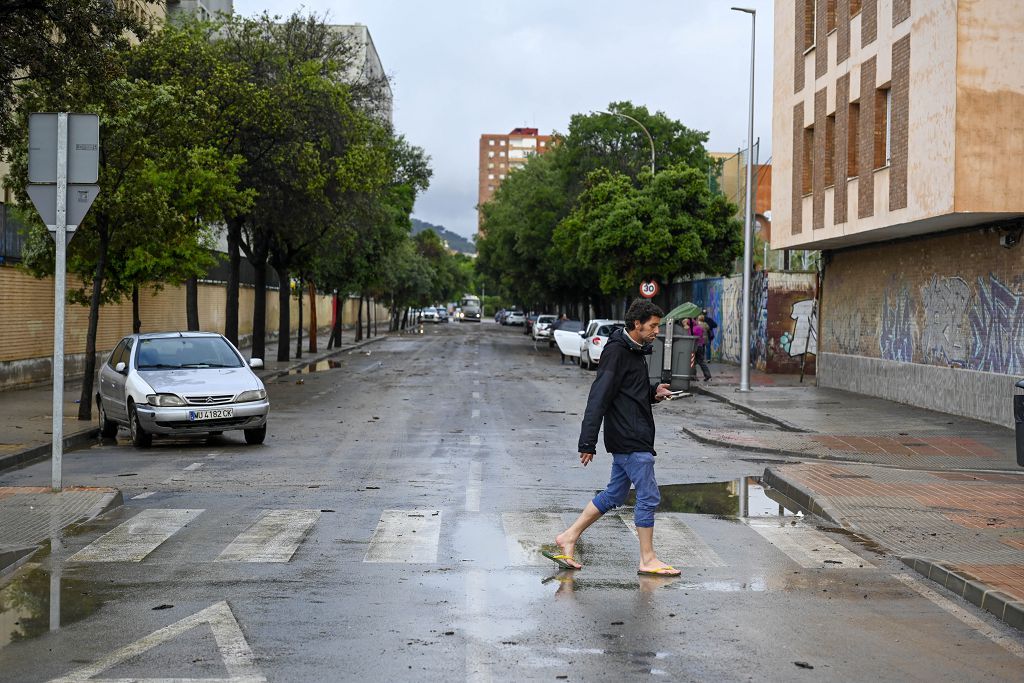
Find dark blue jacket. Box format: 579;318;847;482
578;328;659;456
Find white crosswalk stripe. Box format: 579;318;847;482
744;518;874;569
501;512;567;566
364;509;442;563
618;514;727;567
70;509;203;562
217;509;321;563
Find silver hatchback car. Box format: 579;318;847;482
96;332;270;448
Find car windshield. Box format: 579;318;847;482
538;316;556;324
136;337;244;370
556;321;584;333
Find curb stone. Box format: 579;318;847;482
0;426;99;475
761;466;846;528
901;556;1024;632
691;385;808;433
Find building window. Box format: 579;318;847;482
488;174;495;180
499;174;506;180
488;151;495;158
804;0;816;49
875;87;891;168
848;101;860;178
488;163;494;169
499;140;506;146
488;140;495;146
540;140;546;147
825;114;836;187
802;125;814;195
850;0;862;16
499;151;506;157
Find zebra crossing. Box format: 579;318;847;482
67;506;875;573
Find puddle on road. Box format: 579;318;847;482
288;359;344;375
618;477;803;518
0;547;104;649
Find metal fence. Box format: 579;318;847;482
0;203;28;264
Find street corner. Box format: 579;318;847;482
0;485;123;572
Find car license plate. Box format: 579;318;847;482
188;408;233;421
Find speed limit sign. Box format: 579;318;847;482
639;280;659;298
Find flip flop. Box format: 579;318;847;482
637;566;681;576
541;551;582;570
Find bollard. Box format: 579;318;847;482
1015;379;1024;467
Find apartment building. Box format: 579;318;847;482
772;0;1024;427
477;127;552;229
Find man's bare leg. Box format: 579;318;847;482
554;502;602;569
636;525;680;575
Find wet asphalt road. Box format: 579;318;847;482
1;322;1022;682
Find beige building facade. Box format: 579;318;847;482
772;0;1024;427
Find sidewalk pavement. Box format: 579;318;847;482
0;327;391;573
695;361;1024;630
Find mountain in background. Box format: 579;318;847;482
411;218;476;254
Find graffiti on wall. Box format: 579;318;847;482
720;276;743;363
967;274;1024;375
829;309;863;355
781;299;818;356
879;282;915;362
920;275;971;367
750;270;769;370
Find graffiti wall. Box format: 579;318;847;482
667;270;818;373
821;227;1024;377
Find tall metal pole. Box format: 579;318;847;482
596;110;655;175
733;7;756;392
52;113;68;490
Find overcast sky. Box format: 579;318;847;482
232;1;775;240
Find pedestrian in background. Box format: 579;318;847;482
702;308;718;349
544;299;679;577
694;313;712;382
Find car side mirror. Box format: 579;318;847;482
578;331;586;337
115;361;127;374
249;358;264;369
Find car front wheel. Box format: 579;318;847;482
128;402;152;449
97;398;118;438
244;423;267;445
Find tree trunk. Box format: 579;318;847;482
328;293;341;349
355;295;363;342
276;264;290;362
252;264;267;361
132;285;141;334
225;220;241;346
78;232;108;421
185;276;199;331
295;277;303;360
307;281;318;353
401;307;409;330
366;297;372;338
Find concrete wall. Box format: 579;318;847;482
671;270;818;373
0;265;389;389
819;225;1024;427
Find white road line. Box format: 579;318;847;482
70;509;203;563
465;571;492;683
473;380;480;385
891;573;1024;658
745;519;874;569
130;492;155;500
472;409;480;419
465;462;483;512
48;600;265;683
619;514;726;567
501;512;567;566
470;435;482;447
364;510;442;563
217;510;321;563
183;462;204;472
472;391;480;400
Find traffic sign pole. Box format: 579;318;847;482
52;113;68;491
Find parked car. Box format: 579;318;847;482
96;332;269;448
552;320;586;362
579;319;625;370
436;307;449;322
532;314;558;341
524;313;539;335
506;311;526;326
419;307;440;323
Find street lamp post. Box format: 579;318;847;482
596;110;655;175
732;6;756;392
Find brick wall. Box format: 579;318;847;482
890;35;910;211
792;102;804;235
815;0;830;79
821;225;1024;376
834;74;850;224
795;0;807;93
862;0;877;46
858;57;877;219
813;88;828;231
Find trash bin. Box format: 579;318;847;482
1015;379;1024;467
649;320;696;392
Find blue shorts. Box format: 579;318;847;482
591;451;660;528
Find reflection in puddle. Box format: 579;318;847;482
0;561;103;649
288;359;344;375
620;477;803;518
